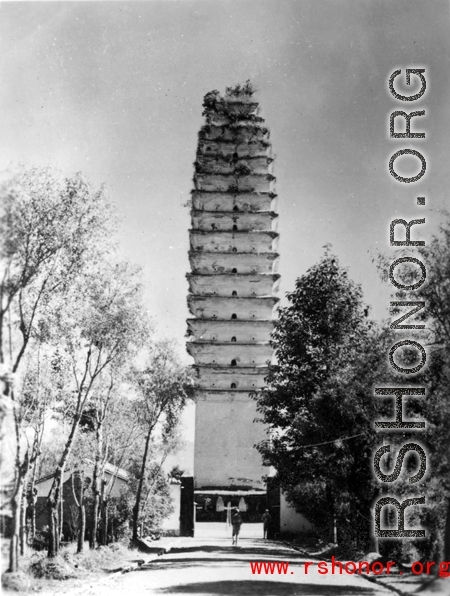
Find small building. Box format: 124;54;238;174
34;462;129;539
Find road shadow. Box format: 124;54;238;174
156;580;377;595
143;558;291;571
168;546;301;558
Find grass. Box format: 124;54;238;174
1;539;140;593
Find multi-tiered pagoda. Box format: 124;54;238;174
186;82;279;494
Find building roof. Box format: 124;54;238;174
35;462;129;498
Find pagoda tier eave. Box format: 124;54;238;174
192;366;269;390
188;250;279;258
190;209;279;218
197;137;270;146
193;364;269;371
191;190;277;199
186;318;275;325
188;295;279;306
195;157;274;176
198;128;269;144
191;193;278;215
194;171;275;181
187;342;273;366
187;318;275;323
187;283;280;299
189;229;279;239
186;319;275;343
187;340;270;347
187;341;270;346
193;389;264;395
187;295;279;302
194;177;275;194
189;252;280;275
186;272;280;280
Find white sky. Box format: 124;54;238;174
1;1;449;468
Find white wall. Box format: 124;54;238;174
194;394;267;489
161;483;181;535
280;492;314;533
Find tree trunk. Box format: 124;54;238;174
90;419;103;549
29;484;37;545
368;534;379;553
29;346;44;546
132;427;152;544
47;411;82;557
47;462;67;557
7;445;29;572
8;483;23;572
325;484;335;544
369;492;380;554
90;492;100;549
77;504;86;554
443;496;450;560
7;392;30;572
101;500;108;546
19;483;27;556
47;501;59;558
59;483;64;542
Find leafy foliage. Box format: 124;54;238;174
130;339;196;544
0;164;185;567
382;214;450;560
254;249;385;548
225;80;256;97
0;165;113;372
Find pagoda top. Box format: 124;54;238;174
202;81;262;121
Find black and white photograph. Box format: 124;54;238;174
1;1;450;595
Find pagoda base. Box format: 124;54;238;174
194;391;267;491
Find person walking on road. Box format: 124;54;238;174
231;507;243;546
262;509;272;539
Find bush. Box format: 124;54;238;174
29;555;76;580
32;528;49;551
1;571;34;593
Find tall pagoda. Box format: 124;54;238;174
186;82;279;494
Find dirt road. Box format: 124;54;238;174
63;533;394;596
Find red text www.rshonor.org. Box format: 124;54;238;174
250;557;450;577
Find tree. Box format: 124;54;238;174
70;467;91;553
45;259;148;557
381;214;450;561
18;340;58;550
94;392;145;545
0;165;113;375
84;369;140;549
50;383;143;551
254;250;384;549
87;375;116;549
168;465;185;481
0;164;113;572
130;340;195;545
